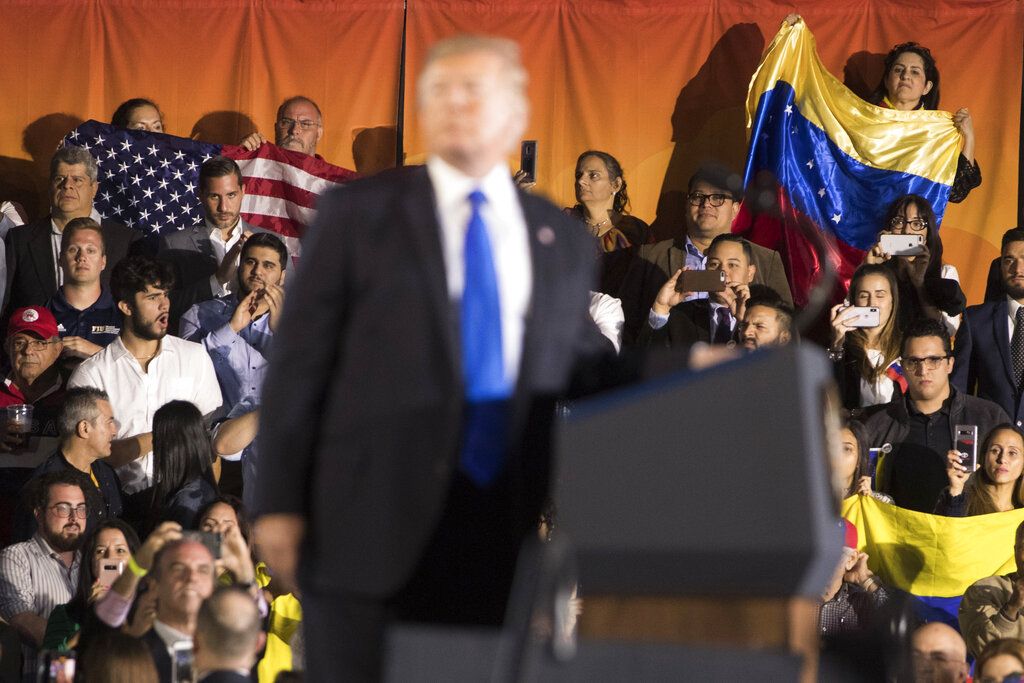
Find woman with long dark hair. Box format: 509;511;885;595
864;194;965;335
936;424;1024;517
145;400;218;533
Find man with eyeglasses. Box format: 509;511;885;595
861;318;1007;512
4;145;142;316
619;163;792;340
239;96;325;159
0;470;86;669
954;228;1024;429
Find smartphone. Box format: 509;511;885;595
676;269;727;293
520;140;537;183
183;530;222;559
840;306;881;328
880;233;925;257
955;424;979;472
171;641;194;683
37;650;75;683
98;560;124;587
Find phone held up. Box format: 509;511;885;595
676;269;726;293
879;233;925;257
520;140;537;184
954;424;978;473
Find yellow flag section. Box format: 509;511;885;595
841;495;1024;598
257;593;303;683
746;17;961;185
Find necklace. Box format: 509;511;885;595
586;218;609;236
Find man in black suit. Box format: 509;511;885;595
194;586;263;683
955;227;1024;426
254;35;613;681
5;146;141;316
157;156;261;332
638;233;758;349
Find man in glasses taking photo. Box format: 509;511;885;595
861;318;1008;512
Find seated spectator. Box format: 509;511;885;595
144;400;219;534
937;424;1024;516
68;256;222;503
619;162;792;338
15;387;123;543
181;232;286;503
837;419;893;503
864;194;965;335
739;295;793;351
960;520;1024;658
957;227;1024;427
0;306;66;464
41;518;140;651
820;520;890;638
638;233;756;349
158;156;265;332
863;318;1008;512
194;586;265;682
976;639;1024;683
830;264;904;411
911;622;969;683
80;629;159;683
111;98;165;133
47;217;122;370
5;145;141;314
0;472;86;673
240;96;324;159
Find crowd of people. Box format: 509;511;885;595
0;20;1012;683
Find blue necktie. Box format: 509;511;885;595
713;307;733;345
459;190;511;486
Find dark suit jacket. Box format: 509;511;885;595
198;671;253;683
4;215;141;314
618;236;792;342
157;220;260;333
142;628;173;683
957;299;1024;425
256;165;611;597
635;298;733;349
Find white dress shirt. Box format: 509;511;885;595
206;218;244;297
1008;295;1023;346
68;335;223;494
427;156;531;385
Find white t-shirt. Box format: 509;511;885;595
859;348;897;407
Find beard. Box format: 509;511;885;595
129;313;167;341
47;523;84;552
1006;281;1024;300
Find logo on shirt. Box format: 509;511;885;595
91;325;120;335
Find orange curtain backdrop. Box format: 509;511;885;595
403;0;1022;304
0;0;404;218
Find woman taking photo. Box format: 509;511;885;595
829;264;903;410
864;194;965;335
144;400;218;534
565;150;649;296
936;424;1024;517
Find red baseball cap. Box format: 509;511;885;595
7;306;59;340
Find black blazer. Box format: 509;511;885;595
4;215;142;314
256;165;611;597
635;298;733;350
142;628;172;683
958;299;1024;424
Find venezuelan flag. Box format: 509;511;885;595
737;17;963;306
841;495;1024;627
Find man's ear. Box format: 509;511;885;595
117;300;132;317
76;419;90;440
747;264;756;282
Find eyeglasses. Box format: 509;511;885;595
903;355;950;371
275;117;320;131
889;217;929;232
11;339;58;353
50;503;88;518
51;175;90;188
687;192;731;208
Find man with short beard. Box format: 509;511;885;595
239;96;325;159
956;227;1024;425
0;471;87;669
180;232;287;508
68;256;222;501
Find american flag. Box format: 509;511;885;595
62;120;359;256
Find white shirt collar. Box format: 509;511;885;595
154;619;192;649
426;156;516;216
204;217;242;241
1008;295;1023;322
51;208;102;235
